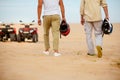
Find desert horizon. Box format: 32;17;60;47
0;23;120;80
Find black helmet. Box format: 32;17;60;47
102;19;113;34
60;20;70;36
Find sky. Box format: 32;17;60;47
0;0;120;23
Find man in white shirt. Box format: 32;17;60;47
37;0;65;56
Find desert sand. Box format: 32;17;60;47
0;23;120;80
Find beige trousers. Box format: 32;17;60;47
43;14;60;51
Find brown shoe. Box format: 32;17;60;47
96;46;102;58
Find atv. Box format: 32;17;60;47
17;21;38;42
0;24;17;41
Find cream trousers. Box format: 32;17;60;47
84;21;103;54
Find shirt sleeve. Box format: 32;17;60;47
80;0;85;15
101;0;108;7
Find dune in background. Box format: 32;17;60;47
0;23;120;80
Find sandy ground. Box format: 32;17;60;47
0;23;120;80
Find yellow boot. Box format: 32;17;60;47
96;46;102;58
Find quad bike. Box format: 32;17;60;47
17;20;38;42
0;24;17;41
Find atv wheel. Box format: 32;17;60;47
36;34;38;42
21;38;25;42
0;37;3;41
10;34;16;41
32;34;38;42
17;34;21;42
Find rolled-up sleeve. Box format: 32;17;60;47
101;0;107;7
80;0;85;15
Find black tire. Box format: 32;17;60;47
32;34;38;42
5;35;8;41
15;34;17;41
21;38;25;42
0;37;3;41
10;34;16;41
17;34;21;42
36;34;38;42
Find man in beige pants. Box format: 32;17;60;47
80;0;109;58
37;0;65;56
